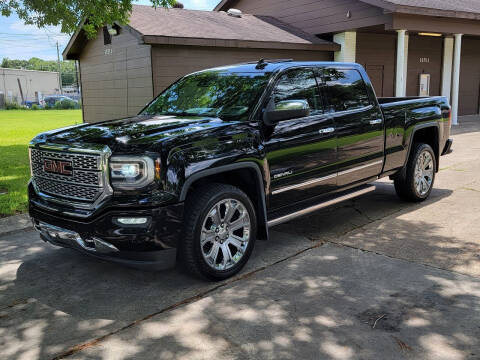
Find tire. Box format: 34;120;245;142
181;183;257;281
394;143;436;202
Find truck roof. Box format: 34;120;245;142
197;60;363;74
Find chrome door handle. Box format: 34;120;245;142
319;127;335;134
370;119;383;125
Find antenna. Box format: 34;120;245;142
255;59;267;70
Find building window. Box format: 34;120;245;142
103;26;112;45
322;69;370;112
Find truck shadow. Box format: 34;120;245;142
6;181;473;359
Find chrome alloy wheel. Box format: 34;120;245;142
200;198;251;271
414;150;434;196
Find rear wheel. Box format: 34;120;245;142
394;143;436;202
182;183;256;280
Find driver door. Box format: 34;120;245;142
263;68;337;210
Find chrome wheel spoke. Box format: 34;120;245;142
227;236;244;250
206;242;220;266
418;155;424;169
210;205;222;226
229;211;247;231
224;200;238;223
421;178;428;193
221;244;234;268
201;229;215;245
423;158;432;171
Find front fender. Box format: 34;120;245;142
179;162;269;241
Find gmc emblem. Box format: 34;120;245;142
43;158;73;176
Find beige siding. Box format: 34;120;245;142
79;28;153;123
225;0;390;35
406;35;443;97
356;32;397;97
459;38;480;115
0;68;59;103
151;45;332;96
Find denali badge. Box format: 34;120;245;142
43;158;73;176
273;170;293;179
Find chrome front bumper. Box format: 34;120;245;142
33;221;120;254
31;219;177;271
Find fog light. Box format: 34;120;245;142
117;217;148;225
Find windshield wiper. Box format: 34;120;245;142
145;111;222;118
157;111;199;117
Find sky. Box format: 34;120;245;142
0;0;220;61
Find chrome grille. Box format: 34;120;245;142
35;177;100;201
30;148;106;203
30;149;99;170
31;161;101;185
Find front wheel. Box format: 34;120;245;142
394;143;436;202
181;183;257;280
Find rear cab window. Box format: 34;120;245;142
321;68;371;113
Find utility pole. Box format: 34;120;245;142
56;41;63;95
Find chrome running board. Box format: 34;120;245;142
267;185;376;227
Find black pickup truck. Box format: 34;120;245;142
29;60;452;280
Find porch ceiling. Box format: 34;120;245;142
360;0;480;20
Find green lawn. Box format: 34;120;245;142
0;110;82;216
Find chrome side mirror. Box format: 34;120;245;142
264;99;310;125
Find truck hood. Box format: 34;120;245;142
40;114;238;152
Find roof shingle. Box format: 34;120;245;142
63;5;339;60
129;5;332;46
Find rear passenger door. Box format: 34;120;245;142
264;68;337;209
321;67;384;186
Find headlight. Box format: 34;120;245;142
109;156;155;189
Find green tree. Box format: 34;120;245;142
0;0;177;39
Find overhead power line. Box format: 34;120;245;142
0;32;70;37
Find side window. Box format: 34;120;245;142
322;69;370;112
273;69;323;116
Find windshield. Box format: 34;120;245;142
141;70;270;121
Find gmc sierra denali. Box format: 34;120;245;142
29;60;453;280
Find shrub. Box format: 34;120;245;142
5;101;25;110
53;99;78;110
31;104;40;110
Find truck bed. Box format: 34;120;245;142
377;95;451;174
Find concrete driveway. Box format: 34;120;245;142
1;118;479;360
